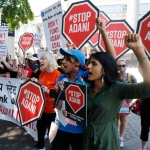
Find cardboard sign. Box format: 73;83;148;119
0;26;8;60
18;33;34;51
32;33;42;47
89;11;111;47
62;1;99;49
16;80;45;126
98;20;134;58
136;10;150;55
64;82;87;126
41;1;67;50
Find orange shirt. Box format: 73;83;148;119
39;69;61;113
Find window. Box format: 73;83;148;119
98;5;127;14
140;3;150;13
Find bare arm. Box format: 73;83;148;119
125;34;150;83
2;60;17;71
0;55;17;72
0;74;6;77
95;18;116;59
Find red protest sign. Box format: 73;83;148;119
89;11;111;47
136;10;150;55
16;80;45;126
98;20;134;58
62;1;99;49
65;82;87;126
18;33;34;51
66;84;84;113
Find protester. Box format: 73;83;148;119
81;29;150;150
29;57;41;79
138;65;150;150
0;54;18;78
20;52;33;80
116;59;137;147
30;52;61;150
43;18;116;150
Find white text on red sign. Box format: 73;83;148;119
68;90;81;105
107;30;127;47
22;37;32;45
145;21;150;40
69;12;91;33
21;89;40;114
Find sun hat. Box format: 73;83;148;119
60;48;85;66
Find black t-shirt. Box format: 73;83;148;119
30;69;41;79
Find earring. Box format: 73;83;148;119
102;76;104;83
74;65;79;72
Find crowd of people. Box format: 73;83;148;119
0;18;150;150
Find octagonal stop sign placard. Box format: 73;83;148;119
89;11;111;47
18;33;34;51
62;1;99;49
136;10;150;55
98;20;134;59
65;82;87;126
16;80;45;126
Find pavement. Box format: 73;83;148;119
0;112;150;150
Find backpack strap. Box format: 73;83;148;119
127;73;132;83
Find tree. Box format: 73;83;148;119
0;0;34;30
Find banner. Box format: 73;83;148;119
41;1;67;50
0;26;8;60
0;77;37;139
32;33;42;47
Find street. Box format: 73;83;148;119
0;112;150;150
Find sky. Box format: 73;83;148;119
28;0;81;16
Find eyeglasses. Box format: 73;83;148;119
118;65;126;68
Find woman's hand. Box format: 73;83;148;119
62;110;68;117
95;17;106;32
31;77;38;82
41;85;49;94
54;81;63;92
125;34;143;51
66;43;75;50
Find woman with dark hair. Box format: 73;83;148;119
80;32;150;150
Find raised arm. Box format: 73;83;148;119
125;34;150;83
95;18;116;59
0;55;17;72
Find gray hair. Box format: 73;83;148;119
40;52;58;72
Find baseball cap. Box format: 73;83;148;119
29;57;39;61
60;48;85;66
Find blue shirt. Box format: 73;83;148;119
56;70;89;133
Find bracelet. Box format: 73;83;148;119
137;56;148;62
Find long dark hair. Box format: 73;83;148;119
90;52;119;85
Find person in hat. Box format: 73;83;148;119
29;57;41;79
42;18;116;150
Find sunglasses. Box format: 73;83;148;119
118;65;126;68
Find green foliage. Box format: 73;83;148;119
0;0;34;30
